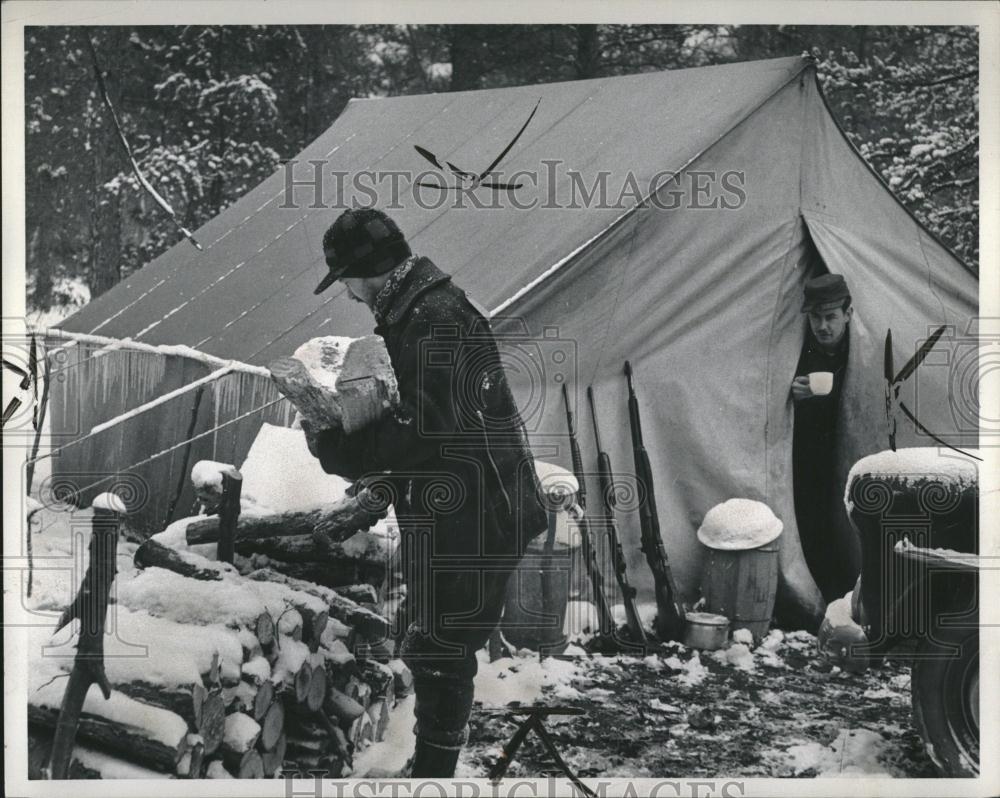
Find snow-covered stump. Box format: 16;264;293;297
268;335;399;435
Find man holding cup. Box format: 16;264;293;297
791;273;855;604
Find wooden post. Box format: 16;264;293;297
46;492;125;779
216;468;243;564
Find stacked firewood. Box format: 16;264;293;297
27;462;412;780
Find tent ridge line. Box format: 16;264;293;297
489;57;814;318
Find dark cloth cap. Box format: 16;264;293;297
314;208;412;295
801;273;851;312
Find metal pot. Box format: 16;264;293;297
682;611;730;651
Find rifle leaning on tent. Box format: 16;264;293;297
586;386;647;647
623;361;686;642
561;384;617;642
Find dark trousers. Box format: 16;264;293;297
399;567;514;750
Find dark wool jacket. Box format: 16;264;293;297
310;257;548;567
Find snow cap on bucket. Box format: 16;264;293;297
696;498;782;550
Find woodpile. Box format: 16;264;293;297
28;461;412;780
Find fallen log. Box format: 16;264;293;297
29;681;189;773
133;537;229;580
234;530;392;566
185;493;387;546
28;729;171;780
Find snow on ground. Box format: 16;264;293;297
462;630;935;779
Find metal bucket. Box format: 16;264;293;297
682;612;730;650
501;510;574;655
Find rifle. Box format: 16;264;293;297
587;386;647;646
561;383;617;640
623;361;686;641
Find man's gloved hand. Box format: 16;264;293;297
790;376;815;402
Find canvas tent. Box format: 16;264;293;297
49;55;978;625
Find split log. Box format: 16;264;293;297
231;682;257;716
248;568;389;641
306;663;328;712
205;759;233;778
261;732;286;777
199;690;227;756
29;682;189;773
357;659;394;699
177;734;205;778
324;685;365;724
247;556;387;594
314;710;354;764
185;492;387;546
133;537;227;580
259;698;285;751
388;659;414;697
46;493;124;779
369;699;391;742
241;655;271;687
221;713;261;775
255;613;275;649
253;680;275;723
336;584;379;605
268;334;398;434
295;661;313;703
224;748;264;778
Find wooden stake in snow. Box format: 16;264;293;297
217;468;243;564
45;492;125;779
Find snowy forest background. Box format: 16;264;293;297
24;24;979;321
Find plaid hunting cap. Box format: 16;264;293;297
801;273;851;312
314;208;412;295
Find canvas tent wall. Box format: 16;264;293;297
50;55;977;624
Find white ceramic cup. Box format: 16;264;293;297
808;371;834;396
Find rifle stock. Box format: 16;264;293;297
561;384;616;640
588;386;647;646
623;361;686;641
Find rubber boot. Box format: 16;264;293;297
410;738;461;778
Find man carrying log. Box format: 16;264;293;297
300;207;548;777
